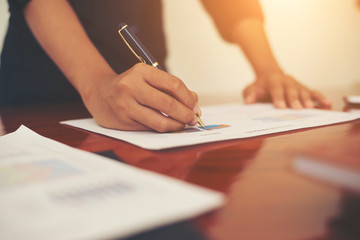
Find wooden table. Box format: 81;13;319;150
1;99;359;240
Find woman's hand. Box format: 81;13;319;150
82;63;200;132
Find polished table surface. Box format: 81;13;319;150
1;98;359;240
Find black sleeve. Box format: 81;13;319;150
8;0;32;10
200;0;264;42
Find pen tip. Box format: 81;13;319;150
196;114;205;128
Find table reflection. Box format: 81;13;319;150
0;99;358;240
76;133;264;187
0;116;5;136
206;123;359;240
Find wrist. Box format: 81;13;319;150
75;69;117;104
254;66;284;79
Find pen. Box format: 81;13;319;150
118;23;205;128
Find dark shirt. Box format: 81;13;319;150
0;0;263;106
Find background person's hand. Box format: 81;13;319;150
243;71;332;109
82;63;200;132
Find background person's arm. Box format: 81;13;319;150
201;0;331;109
24;0;199;132
231;19;331;109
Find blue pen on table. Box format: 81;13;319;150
118;23;205;128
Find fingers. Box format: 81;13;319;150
243;84;257;104
283;78;302;109
298;87;314;108
191;91;198;103
243;81;267;104
248;73;331;109
135;83;198;127
270;76;310;109
128;103;188;133
309;90;332;108
282;77;331;109
191;91;202;117
103;63;200;132
93;96;152;131
267;78;287;109
97;88;194;132
138;64;198;110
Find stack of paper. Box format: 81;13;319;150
0;126;224;240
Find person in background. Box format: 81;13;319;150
0;0;331;132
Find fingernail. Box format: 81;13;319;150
193;104;201;116
305;101;314;108
293;101;302;109
278;101;286;109
190;118;198;126
245;95;255;103
197;106;202;117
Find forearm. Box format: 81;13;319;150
231;18;282;76
23;0;199;132
24;0;116;99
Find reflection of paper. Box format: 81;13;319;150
0;116;4;136
62;103;358;150
293;133;360;193
63;103;359;150
0;126;224;240
348;108;360;117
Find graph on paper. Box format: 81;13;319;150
0;159;82;187
51;180;135;204
253;113;313;123
173;124;230;133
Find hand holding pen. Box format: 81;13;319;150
117;23;204;129
78;22;203;133
83;23;203;132
84;59;202;133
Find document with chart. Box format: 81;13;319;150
62;103;359;150
0;126;224;240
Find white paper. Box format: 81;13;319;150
0;126;224;240
348;108;360;117
61;103;359;150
